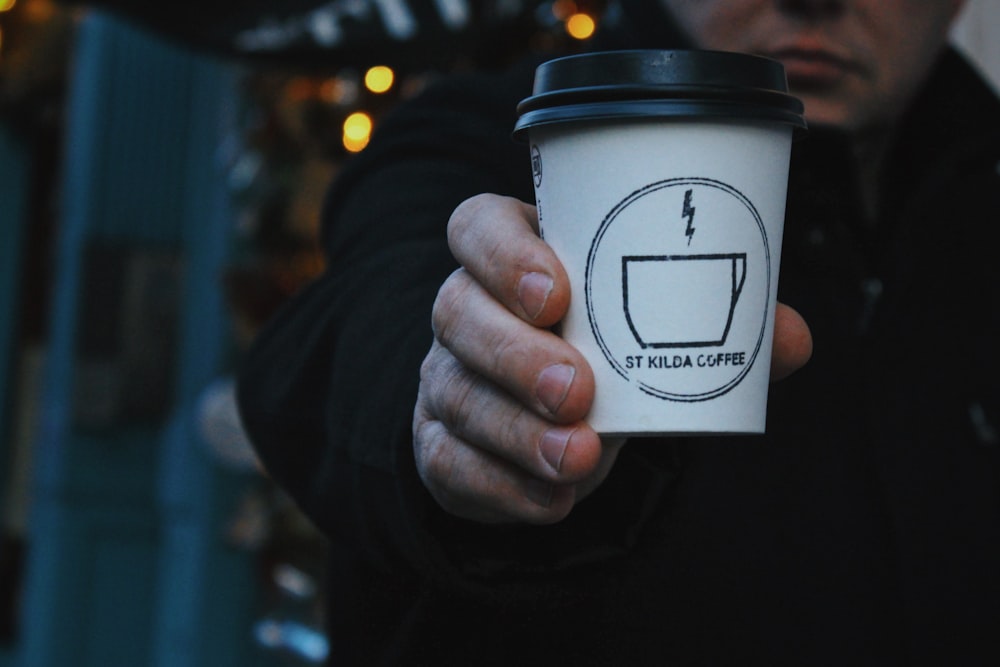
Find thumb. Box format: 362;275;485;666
771;303;812;381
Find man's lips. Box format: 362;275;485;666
764;48;858;87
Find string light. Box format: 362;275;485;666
565;13;596;40
342;111;373;153
364;66;395;94
0;0;16;13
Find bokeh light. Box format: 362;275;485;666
551;0;576;21
364;65;395;94
342;111;373;153
566;13;596;40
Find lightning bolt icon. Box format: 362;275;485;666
682;189;696;246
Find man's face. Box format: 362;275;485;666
660;0;965;132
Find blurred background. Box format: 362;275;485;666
0;1;996;665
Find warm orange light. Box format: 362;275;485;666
566;13;596;40
342;111;373;152
551;0;576;20
364;66;395;94
0;0;16;13
342;135;370;153
343;112;372;140
25;0;56;21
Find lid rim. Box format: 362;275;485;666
513;99;807;140
514;49;806;139
516;84;804;116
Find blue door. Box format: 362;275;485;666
12;13;273;666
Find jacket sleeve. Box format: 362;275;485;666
235;62;682;593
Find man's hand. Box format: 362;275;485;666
413;194;811;525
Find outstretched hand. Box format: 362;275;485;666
413;194;812;525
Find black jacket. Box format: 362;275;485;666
237;21;1000;666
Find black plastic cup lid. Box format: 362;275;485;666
514;49;806;140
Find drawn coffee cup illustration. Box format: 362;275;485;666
623;253;747;349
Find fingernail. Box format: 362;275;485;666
536;364;575;415
540;428;573;473
518;272;553;321
524;480;554;508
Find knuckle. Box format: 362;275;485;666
496;404;530;459
418;351;436;387
437;365;483;437
418;341;448;389
413;420;456;488
448;194;530;275
483;327;522;379
423;354;482;431
430;269;472;344
414;431;472;518
447;194;490;247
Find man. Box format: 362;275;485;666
238;0;1000;664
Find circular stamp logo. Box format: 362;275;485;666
585;178;770;402
531;145;543;188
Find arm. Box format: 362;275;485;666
235;64;562;578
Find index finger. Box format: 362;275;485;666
447;194;569;328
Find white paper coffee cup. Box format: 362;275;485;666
514;50;805;436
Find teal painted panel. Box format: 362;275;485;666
59;17;205;246
21;11;272;667
152;463;267;667
85;529;160;664
34;10;228;490
18;504;159;666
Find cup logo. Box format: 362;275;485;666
531;145;543;188
585;178;770;402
